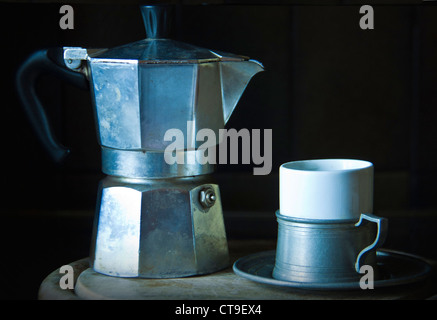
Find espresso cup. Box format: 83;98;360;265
273;159;388;283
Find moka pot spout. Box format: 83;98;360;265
219;59;264;125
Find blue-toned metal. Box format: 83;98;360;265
272;211;387;283
67;51;263;155
69;5;262;278
19;4;263;279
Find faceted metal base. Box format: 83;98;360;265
90;175;229;278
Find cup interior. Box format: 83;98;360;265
281;159;373;172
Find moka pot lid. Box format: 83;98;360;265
91;5;248;64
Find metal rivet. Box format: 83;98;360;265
199;187;216;209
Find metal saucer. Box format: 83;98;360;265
233;249;433;290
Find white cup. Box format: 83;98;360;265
279;159;374;221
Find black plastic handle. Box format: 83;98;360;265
16;48;89;163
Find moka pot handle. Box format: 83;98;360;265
16;47;89;163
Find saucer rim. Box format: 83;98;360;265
232;249;433;291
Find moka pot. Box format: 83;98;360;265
16;5;263;278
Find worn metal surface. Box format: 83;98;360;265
61;5;263;164
90;176;229;278
61;5;262;280
62;5;263;173
101;148;215;179
63;23;263;154
87;57;262;152
273;211;386;283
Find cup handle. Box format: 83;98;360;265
354;213;388;272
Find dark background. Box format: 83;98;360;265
1;0;437;299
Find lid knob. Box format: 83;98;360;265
140;5;173;39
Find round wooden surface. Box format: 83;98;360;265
38;240;437;300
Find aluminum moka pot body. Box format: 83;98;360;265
90;176;230;278
16;5;263;278
88;45;263;154
79;43;263;178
